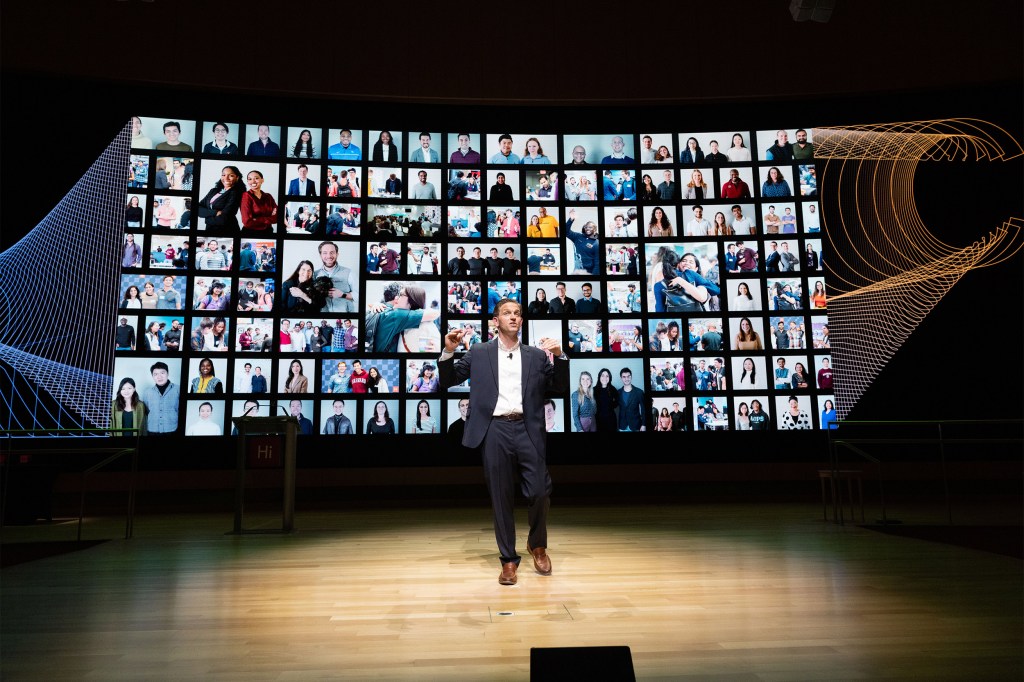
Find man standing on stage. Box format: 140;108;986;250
438;299;568;585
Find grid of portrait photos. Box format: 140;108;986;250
117;120;833;436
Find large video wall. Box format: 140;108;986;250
115;118;833;437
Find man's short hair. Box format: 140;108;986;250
498;134;512;143
150;361;169;374
297;164;308;171
493;298;522;316
162;121;180;132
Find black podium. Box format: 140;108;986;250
229;415;299;534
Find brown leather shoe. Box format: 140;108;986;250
499;561;518;585
526;543;552;576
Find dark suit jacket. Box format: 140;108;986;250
439;341;568;454
288;178;317;196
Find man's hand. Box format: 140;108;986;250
536;337;563;358
444;328;466;353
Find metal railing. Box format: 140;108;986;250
0;427;142;540
824;419;1023;526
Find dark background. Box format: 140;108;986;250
1;2;1021;469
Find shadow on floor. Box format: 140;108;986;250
1;540;109;568
861;525;1023;559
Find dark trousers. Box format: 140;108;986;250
481;418;552;565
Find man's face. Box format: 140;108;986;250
340;130;352;146
642;137;652;150
781;242;789;252
333;401;345;415
246;282;254;290
298;166;308;180
572;146;586;162
163;125;180;142
538;207;547;218
620;371;632;386
796;130;808;144
582;285;592;298
258;125;270;140
729;170;740;182
496;173;505;185
290;400;302;416
172;320;180;329
693;207;703;219
458;399;470;418
244;364;252;373
320;245;338;268
777;130;788;144
664;171;672;182
615;216;624;227
556;284;566;297
207;240;218;252
420;134;431;149
544;403;555;421
490;249;499;258
473;248;481;257
499;138;512;155
710;141;719;153
611;136;624;153
458;134;470;150
418;171;427;183
493;301;522;335
151;368;169;387
254;367;262;376
337;363;347;375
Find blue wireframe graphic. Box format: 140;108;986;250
0;122;130;433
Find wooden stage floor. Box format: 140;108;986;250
3;503;1022;680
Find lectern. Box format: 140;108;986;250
229;415;299;534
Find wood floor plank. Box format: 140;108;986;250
2;504;1021;681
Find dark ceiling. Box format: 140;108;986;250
3;1;1021;104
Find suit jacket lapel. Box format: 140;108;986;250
520;345;536;400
